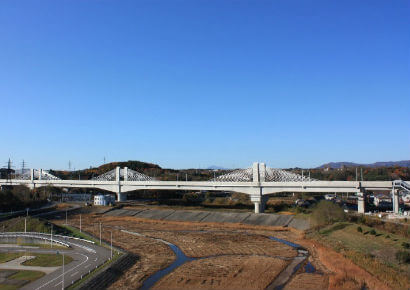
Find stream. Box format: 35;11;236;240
121;230;315;290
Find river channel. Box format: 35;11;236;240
122;229;315;290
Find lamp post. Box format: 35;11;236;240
62;253;64;290
51;224;53;248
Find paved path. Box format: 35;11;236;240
0;234;111;290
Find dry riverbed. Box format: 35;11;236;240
52;211;391;290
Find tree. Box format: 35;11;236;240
311;200;345;227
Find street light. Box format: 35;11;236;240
51;224;53;248
62;253;64;290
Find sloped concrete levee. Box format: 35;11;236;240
104;208;310;231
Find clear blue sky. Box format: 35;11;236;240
1;0;409;170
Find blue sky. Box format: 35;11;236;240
1;0;409;170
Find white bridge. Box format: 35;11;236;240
1;162;408;214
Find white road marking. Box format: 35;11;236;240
54;281;62;287
35;252;89;290
70;271;78;277
84;264;90;268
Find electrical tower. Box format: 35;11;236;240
21;160;27;175
3;158;13;182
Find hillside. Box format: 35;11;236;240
318;160;410;169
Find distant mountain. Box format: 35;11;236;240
318;160;410;169
207;165;228;170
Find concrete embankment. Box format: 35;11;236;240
105;208;310;231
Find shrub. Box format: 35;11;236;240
402;242;410;249
311;200;345;227
357;226;363;233
395;250;410;264
385;235;390;239
370;229;377;235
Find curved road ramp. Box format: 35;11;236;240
0;232;112;290
105;208;310;230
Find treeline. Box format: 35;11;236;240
0;185;50;212
293;166;410;181
51;160;229;181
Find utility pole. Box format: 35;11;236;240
99;222;102;245
65;210;68;225
79;214;82;233
185;173;187;181
51;224;53;248
62;253;64;290
110;231;113;259
24;218;27;233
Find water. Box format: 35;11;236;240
268;236;302;249
304;262;315;273
140;239;195;290
127;230;315;290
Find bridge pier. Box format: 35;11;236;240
250;194;267;214
392;189;399;214
115;166;127;202
357;191;366;214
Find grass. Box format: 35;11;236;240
0;217;52;233
0;269;45;290
22;253;73;267
0;284;18;290
8;270;45;281
319;222;350;235
309;221;410;289
0;252;23;263
58;224;97;243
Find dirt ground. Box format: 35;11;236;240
154;256;288;290
52;212;392;290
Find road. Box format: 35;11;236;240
0;233;112;290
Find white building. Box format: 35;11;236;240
94;194;115;206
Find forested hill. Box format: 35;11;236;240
318;160;410;169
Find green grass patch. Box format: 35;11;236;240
0;284;19;290
0;217;52;233
8;270;45;281
319;222;350;235
22;253;73;267
0;252;23;263
57;224;97;243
